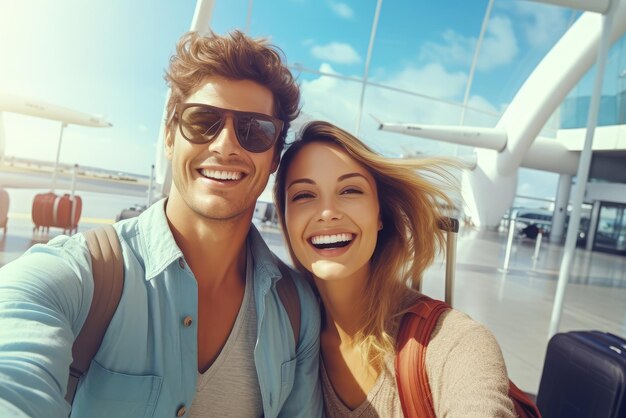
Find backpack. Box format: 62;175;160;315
395;295;541;418
66;225;300;403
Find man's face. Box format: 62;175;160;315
165;76;279;222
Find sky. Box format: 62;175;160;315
0;0;584;206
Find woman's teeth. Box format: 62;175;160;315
311;233;353;249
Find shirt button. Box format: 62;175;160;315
182;316;193;327
178;258;185;269
176;404;186;417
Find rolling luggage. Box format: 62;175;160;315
32;192;82;235
536;331;626;418
55;193;82;234
115;205;146;221
32;192;57;233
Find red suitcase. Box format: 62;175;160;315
32;192;57;234
32;192;82;235
536;331;626;418
53;194;82;235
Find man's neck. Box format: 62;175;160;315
165;199;252;291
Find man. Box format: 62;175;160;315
0;31;322;417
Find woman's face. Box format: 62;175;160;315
284;141;381;282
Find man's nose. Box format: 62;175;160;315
208;116;240;155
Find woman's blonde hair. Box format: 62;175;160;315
273;120;459;367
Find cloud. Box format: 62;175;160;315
513;2;570;49
419;30;474;69
418;15;518;71
328;1;354;19
477;16;518;70
388;63;467;99
311;42;361;65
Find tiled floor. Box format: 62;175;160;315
3;218;626;396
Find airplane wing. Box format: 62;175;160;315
377;121;506;151
377;120;579;174
0;95;148;198
0;93;111;128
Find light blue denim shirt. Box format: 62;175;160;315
0;199;322;418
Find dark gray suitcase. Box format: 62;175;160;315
536;331;626;418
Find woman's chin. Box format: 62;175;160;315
310;261;349;281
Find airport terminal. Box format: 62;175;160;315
0;0;625;416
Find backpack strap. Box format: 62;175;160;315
66;225;124;403
395;295;448;418
274;256;301;348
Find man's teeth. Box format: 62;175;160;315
311;233;352;245
200;169;242;180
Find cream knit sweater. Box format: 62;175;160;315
322;308;516;417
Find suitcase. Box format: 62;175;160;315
536;331;626;418
437;217;459;306
32;192;57;234
417;217;459;305
53;194;82;235
115;205;146;221
32;192;82;235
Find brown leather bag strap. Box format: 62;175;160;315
274;256;301;348
395;296;449;418
66;225;124;403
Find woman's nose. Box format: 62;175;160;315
316;201;343;222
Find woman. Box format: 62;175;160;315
273;121;515;417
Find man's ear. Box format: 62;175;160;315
165;130;174;161
270;151;280;174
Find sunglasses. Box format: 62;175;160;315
174;103;284;153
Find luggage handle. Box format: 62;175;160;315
438;217;458;306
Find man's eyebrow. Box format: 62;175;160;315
287;178;315;189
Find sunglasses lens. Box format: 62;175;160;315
236;116;278;152
180;106;223;143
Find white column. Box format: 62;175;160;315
548;1;616;338
355;0;382;136
586;200;601;251
550;174;572;243
147;164;155;207
50;122;67;193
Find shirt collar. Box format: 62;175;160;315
247;224;282;285
138;199;184;280
138;200;283;283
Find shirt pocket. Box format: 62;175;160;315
278;357;297;407
70;360;163;418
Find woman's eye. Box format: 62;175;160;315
341;187;363;195
291;192;314;201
